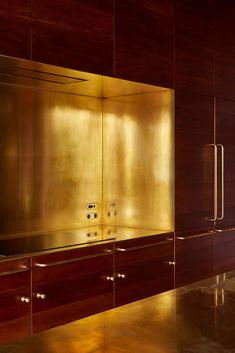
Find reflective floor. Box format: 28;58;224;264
1;271;235;353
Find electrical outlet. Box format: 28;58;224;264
87;203;97;209
107;210;117;217
87;213;98;220
87;232;98;237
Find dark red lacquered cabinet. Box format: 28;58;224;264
114;233;174;307
32;243;114;333
175;91;214;234
0;258;31;345
175;232;214;288
213;229;235;275
216;99;235;230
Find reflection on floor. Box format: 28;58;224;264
1;271;235;353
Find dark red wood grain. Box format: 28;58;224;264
31;0;114;75
215;1;235;100
175;22;214;96
213;229;235;275
115;0;174;87
0;258;31;345
0;15;31;59
32;244;114;332
216;99;235;229
175;232;214;288
0;1;30;18
175;91;214;234
114;234;174;306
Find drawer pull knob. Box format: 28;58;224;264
36;292;46;299
20;296;31;303
168;261;176;266
117;273;126;279
106;275;114;281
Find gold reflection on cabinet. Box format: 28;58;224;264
0;55;174;236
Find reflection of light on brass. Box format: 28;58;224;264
222;288;225;305
215;288;218;307
214;286;225;307
103;91;173;231
0;55;173;236
155;292;175;321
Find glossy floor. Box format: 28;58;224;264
1;271;235;353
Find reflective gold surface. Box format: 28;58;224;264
0;55;173;237
0;86;102;235
0;55;103;98
0;56;167;99
103;91;174;230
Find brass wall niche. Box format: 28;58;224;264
0;56;174;236
103;91;174;230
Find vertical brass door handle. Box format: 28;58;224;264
209;144;218;221
217;144;224;220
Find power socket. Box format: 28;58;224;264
87;212;98;220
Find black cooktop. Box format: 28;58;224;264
0;227;115;256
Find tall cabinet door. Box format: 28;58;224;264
175;91;214;234
216;99;235;229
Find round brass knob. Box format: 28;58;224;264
20;296;31;303
117;273;126;279
36;292;46;299
106;275;114;281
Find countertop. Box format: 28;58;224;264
0;225;173;259
1;270;235;353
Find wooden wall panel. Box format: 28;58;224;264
215;1;235;100
122;0;174;18
216;98;235;229
0;1;31;59
31;0;114;75
175;91;214;234
115;0;174;87
175;0;215;96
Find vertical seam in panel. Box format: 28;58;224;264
29;0;33;60
113;0;116;76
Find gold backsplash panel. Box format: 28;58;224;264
0;55;173;236
0;86;102;234
103;91;174;230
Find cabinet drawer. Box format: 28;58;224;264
213;229;235;275
175;232;214;287
0;258;31;293
32;244;114;332
115;235;174;306
0;258;31;344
